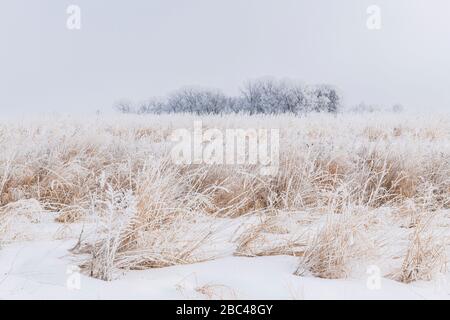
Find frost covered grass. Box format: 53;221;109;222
0;112;449;283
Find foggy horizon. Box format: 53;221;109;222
1;0;450;115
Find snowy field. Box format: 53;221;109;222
1;218;449;300
1;112;449;300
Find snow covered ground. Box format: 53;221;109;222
1;113;449;300
1;212;449;300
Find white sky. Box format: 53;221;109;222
1;0;450;115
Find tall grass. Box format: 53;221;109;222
0;112;449;282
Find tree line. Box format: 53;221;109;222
115;78;342;115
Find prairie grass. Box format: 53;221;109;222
0;112;449;282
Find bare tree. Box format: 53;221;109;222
166;87;229;114
392;104;404;113
241;78;308;114
114;99;135;114
114;79;342;115
307;85;341;113
136;98;167;114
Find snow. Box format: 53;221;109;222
1;237;449;300
1;198;449;300
0;113;449;300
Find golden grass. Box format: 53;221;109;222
0;112;449;282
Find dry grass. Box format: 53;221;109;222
0;112;449;283
0;208;8;247
295;208;376;279
195;284;238;300
0;199;44;245
73;165;217;280
234;216;306;257
394;217;447;283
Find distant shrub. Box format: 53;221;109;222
165;87;231;115
114;78;342;115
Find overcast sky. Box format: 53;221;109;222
1;0;450;115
